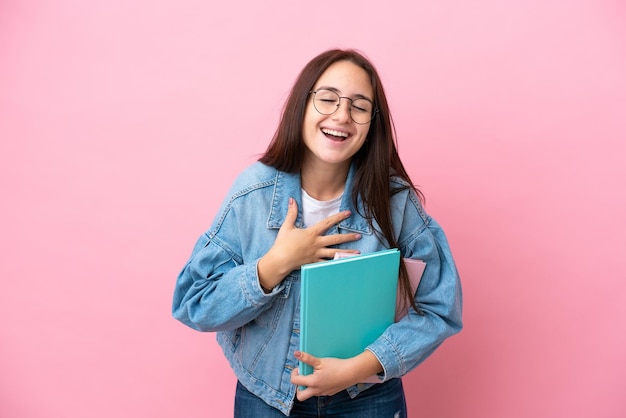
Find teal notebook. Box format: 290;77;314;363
298;248;401;378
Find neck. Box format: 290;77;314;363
301;160;350;201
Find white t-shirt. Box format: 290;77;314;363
301;189;342;227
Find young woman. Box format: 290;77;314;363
172;49;463;417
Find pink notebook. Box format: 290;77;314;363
395;258;426;320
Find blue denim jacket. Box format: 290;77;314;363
172;162;463;416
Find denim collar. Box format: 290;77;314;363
267;164;372;235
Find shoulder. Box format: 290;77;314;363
208;162;280;235
389;174;412;192
228;162;279;197
234;161;278;185
389;175;431;227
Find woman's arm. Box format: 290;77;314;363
172;198;363;332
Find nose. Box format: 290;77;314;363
332;98;352;123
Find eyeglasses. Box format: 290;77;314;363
309;89;377;125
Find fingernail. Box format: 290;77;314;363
294;350;301;358
289;197;294;205
355;234;362;239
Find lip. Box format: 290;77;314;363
320;127;352;141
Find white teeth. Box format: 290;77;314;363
322;128;349;138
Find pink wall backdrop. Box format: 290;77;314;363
1;1;625;417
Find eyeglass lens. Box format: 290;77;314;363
312;89;374;124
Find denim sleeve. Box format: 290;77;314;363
365;199;463;379
171;232;283;332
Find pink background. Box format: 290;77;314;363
1;1;625;417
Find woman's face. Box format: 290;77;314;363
302;60;374;172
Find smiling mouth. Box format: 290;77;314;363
321;128;349;140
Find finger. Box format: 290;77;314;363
313;210;352;233
290;364;314;401
321;233;362;248
290;367;306;385
294;350;320;368
296;386;314;402
323;249;360;261
282;197;298;229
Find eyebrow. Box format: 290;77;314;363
316;85;374;103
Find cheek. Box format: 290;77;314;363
357;126;371;142
302;114;320;144
303;110;324;133
302;118;315;139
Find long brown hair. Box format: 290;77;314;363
259;49;424;315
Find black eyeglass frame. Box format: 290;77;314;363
309;90;378;125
